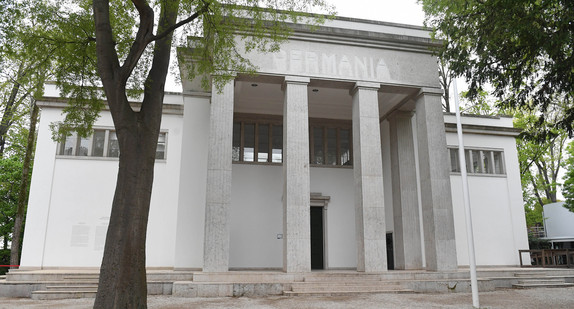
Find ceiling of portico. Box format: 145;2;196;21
233;75;419;120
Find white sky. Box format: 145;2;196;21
326;0;425;26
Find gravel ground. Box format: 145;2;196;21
1;287;574;308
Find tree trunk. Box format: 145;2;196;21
10;101;39;268
92;0;178;307
92;109;159;308
0;77;22;157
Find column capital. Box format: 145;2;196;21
283;76;310;90
351;81;380;95
415;87;443;99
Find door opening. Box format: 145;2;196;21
386;232;394;270
310;206;324;270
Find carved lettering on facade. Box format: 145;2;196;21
272;50;390;81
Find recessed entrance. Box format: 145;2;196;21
386;233;394;270
310;206;324;270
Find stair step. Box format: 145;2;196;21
304;277;383;282
514;272;547;277
30;290;97;300
295;281;399;286
513;283;574;289
284;289;415;296
46;285;98;291
63;276;99;280
292;285;404;292
517;279;565;284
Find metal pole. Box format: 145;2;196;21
453;79;480;308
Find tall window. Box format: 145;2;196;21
310;125;352;166
233;121;283;163
449;147;505;175
58;129;167;160
232;114;352;166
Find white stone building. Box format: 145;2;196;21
19;16;529;273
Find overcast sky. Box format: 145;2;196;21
326;0;425;26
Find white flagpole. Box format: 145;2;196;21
453;79;480;308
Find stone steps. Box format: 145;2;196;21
31;290;97;300
513;282;574;289
512;272;574;289
284;274;415;296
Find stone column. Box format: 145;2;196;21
415;88;457;271
203;77;235;272
282;76;311;273
351;82;387;272
389;111;423;270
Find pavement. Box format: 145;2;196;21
1;287;574;308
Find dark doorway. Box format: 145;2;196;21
310;207;324;270
386;233;394;270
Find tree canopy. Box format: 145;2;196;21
8;1;334;307
562;141;574;212
420;0;574;136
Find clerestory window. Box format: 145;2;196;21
449;147;505;175
232;114;352;166
58;129;167;160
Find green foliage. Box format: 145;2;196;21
524;203;544;228
514;108;567;217
0;156;24;247
0;249;10;275
528;235;551;250
17;1;334;139
420;0;574;136
562;141;574;212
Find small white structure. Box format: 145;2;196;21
19;16;529;272
543;202;574;249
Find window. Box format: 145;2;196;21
232;120;283;163
58;129;167;160
232;114;352;166
310;125;352;166
448;147;505;175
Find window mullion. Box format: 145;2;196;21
103;130;110;157
240;122;245;162
268;123;272;163
310;125;315;164
336;128;341;166
322;127;327;165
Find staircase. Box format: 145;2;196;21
512;271;574;289
1;270;194;299
284;273;414;296
31;273;99;300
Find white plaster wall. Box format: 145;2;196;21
309;167;355;269
229;165;356;269
229;164;284;269
544;202;574;239
21;106;184;268
20;107;61;268
173;95;210;270
446;132;529;266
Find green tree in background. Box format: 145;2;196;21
420;0;574;137
562;141;574;212
11;1;335;307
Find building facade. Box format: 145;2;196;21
20;17;529;272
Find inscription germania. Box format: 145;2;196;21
272;50;391;81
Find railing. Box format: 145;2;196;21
519;249;574;268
